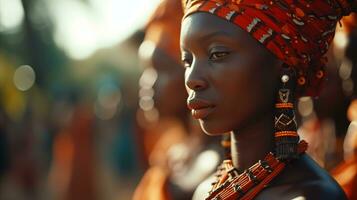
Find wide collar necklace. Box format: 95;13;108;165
205;140;308;200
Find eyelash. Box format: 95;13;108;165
181;51;230;68
209;51;229;61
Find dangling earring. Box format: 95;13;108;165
274;65;299;160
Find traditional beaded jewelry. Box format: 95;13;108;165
205;141;308;200
274;66;300;160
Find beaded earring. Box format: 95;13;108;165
274;65;299;160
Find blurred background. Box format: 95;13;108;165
0;0;357;200
0;0;161;199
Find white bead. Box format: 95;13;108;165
281;75;289;83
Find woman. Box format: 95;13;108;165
180;0;354;199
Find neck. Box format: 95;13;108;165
230;112;275;171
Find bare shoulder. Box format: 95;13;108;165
296;180;347;200
293;155;347;199
257;154;347;200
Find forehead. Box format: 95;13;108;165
180;12;248;49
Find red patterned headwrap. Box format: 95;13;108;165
182;0;357;97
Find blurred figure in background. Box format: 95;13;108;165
133;0;221;199
331;13;357;200
135;0;188;166
2;0;222;199
48;99;97;200
297;13;357;170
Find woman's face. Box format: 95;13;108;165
139;41;187;121
181;13;282;135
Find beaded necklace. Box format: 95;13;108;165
205;141;308;200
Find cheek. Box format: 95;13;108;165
210;61;276;131
215;64;253;108
195;68;250;134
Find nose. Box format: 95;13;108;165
185;61;208;91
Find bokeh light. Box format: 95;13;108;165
339;59;353;81
0;0;24;32
298;96;314;117
343;121;357;161
334;31;349;50
139;68;158;89
13;65;36;91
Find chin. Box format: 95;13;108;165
199;119;230;135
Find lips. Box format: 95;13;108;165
187;98;215;119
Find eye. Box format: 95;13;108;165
209;51;229;61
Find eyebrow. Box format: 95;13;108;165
180;30;235;52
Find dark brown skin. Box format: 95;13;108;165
181;12;347;199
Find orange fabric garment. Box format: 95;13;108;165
331;159;357;200
49;106;97;200
342;13;357;34
133;121;187;200
332;101;357;200
132;166;171;200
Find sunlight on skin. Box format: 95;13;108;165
292;196;306;200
